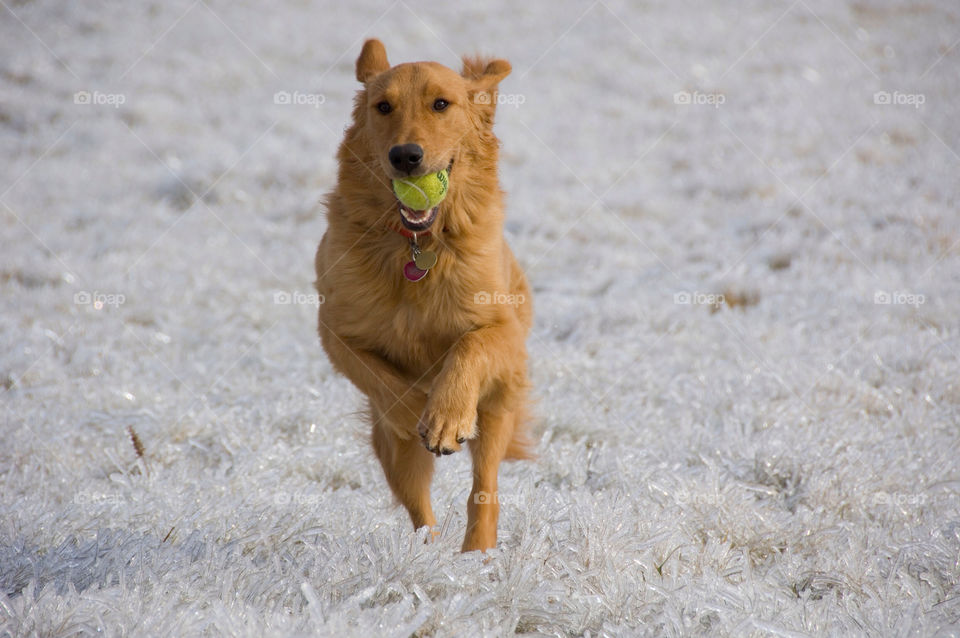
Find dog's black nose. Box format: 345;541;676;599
388;144;423;173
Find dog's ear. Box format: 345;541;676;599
356;39;390;83
462;57;511;123
462;57;511;84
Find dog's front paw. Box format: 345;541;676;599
418;400;477;456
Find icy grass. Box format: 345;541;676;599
2;0;959;635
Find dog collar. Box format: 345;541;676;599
391;224;431;239
389;220;450;239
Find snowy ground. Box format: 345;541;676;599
2;0;959;635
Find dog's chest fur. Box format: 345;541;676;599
325;239;489;376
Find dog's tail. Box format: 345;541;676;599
504;402;537;461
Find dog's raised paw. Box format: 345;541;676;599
418;408;477;456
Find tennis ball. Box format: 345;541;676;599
392;169;449;211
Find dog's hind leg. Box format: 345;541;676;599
371;410;437;535
462;406;516;552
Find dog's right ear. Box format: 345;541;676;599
356;39;390;83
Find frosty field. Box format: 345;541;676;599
1;0;959;635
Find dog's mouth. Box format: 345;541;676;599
398;202;439;232
393;158;453;233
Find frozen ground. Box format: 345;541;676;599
1;0;959;635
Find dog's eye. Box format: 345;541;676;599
376;101;392;114
433;98;449;112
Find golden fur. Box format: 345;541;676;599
314;39;533;552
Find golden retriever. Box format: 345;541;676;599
314;39;533;552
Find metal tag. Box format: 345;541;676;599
414;249;437;270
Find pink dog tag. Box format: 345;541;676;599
403;260;428;281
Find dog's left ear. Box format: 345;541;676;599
462;57;511;124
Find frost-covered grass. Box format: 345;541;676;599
2;0;959;635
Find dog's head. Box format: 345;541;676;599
344;39;511;233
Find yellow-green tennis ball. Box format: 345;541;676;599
392;169;449;211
